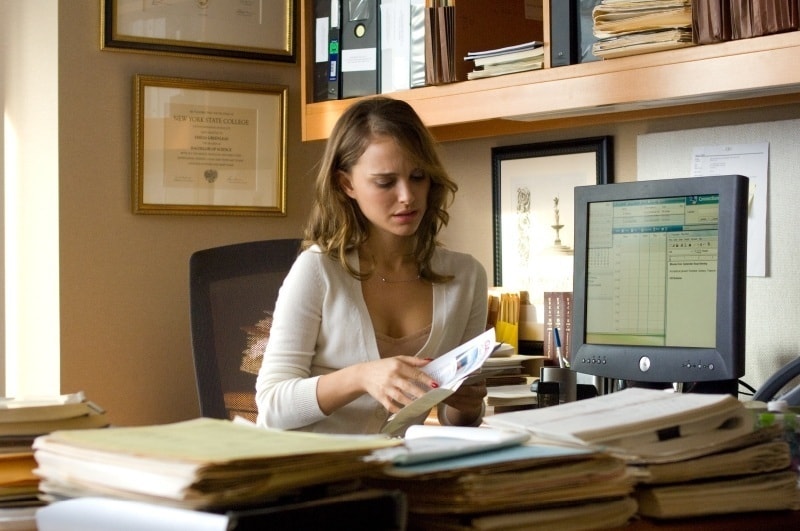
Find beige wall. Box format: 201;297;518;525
58;2;800;426
59;2;324;425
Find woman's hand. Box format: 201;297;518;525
440;380;487;426
358;356;438;413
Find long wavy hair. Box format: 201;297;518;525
303;97;457;283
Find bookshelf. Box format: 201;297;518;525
300;1;800;143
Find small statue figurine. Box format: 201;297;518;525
551;196;564;246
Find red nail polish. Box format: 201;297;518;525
431;382;439;388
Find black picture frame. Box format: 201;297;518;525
491;136;613;288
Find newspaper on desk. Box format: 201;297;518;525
380;328;496;436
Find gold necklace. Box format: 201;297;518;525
377;272;421;283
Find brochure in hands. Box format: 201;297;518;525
381;328;497;436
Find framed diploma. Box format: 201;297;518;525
133;75;288;216
101;0;295;63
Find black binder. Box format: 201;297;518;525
313;0;342;101
550;0;577;67
341;0;380;98
576;0;603;63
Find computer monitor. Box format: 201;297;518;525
570;174;749;394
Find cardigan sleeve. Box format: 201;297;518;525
255;250;329;430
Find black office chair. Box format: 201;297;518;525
189;239;302;421
752;357;800;406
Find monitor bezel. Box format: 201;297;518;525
570;174;749;384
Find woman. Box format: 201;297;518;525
255;96;488;435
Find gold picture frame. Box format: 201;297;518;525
133;75;288;216
102;0;296;63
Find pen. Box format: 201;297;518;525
554;327;568;368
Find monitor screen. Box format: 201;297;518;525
570;175;748;389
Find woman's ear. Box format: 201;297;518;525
338;171;356;199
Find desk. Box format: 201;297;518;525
624;510;800;530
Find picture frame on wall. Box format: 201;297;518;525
491;136;613;289
101;0;296;63
133;75;288;216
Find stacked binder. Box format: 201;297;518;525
312;0;544;100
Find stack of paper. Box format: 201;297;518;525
368;433;636;529
32;418;400;510
0;452;39;509
0;392;108;438
423;3;543;85
632;426;799;518
465;41;545;80
484;387;800;519
1;391;108;510
591;0;695;59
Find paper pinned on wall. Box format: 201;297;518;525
637;141;768;277
689;142;768;277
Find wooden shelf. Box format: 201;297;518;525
300;0;800;143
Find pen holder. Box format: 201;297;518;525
540;367;577;404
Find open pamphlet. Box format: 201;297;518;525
381;328;497;436
368;424;529;466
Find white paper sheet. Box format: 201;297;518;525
689;142;768;277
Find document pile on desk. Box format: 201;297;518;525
1;391;108;511
1;391;109;530
31;417;400;510
485;388;800;520
366;425;638;530
31;418;411;529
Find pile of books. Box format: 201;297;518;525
464;41;544;80
485;387;800;520
1;392;108;517
591;0;695;59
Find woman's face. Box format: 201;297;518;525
340;135;430;239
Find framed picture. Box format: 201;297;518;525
133;75;288;216
101;0;296;63
491;136;613;288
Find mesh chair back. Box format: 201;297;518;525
189;239;301;420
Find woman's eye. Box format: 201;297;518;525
411;171;426;181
